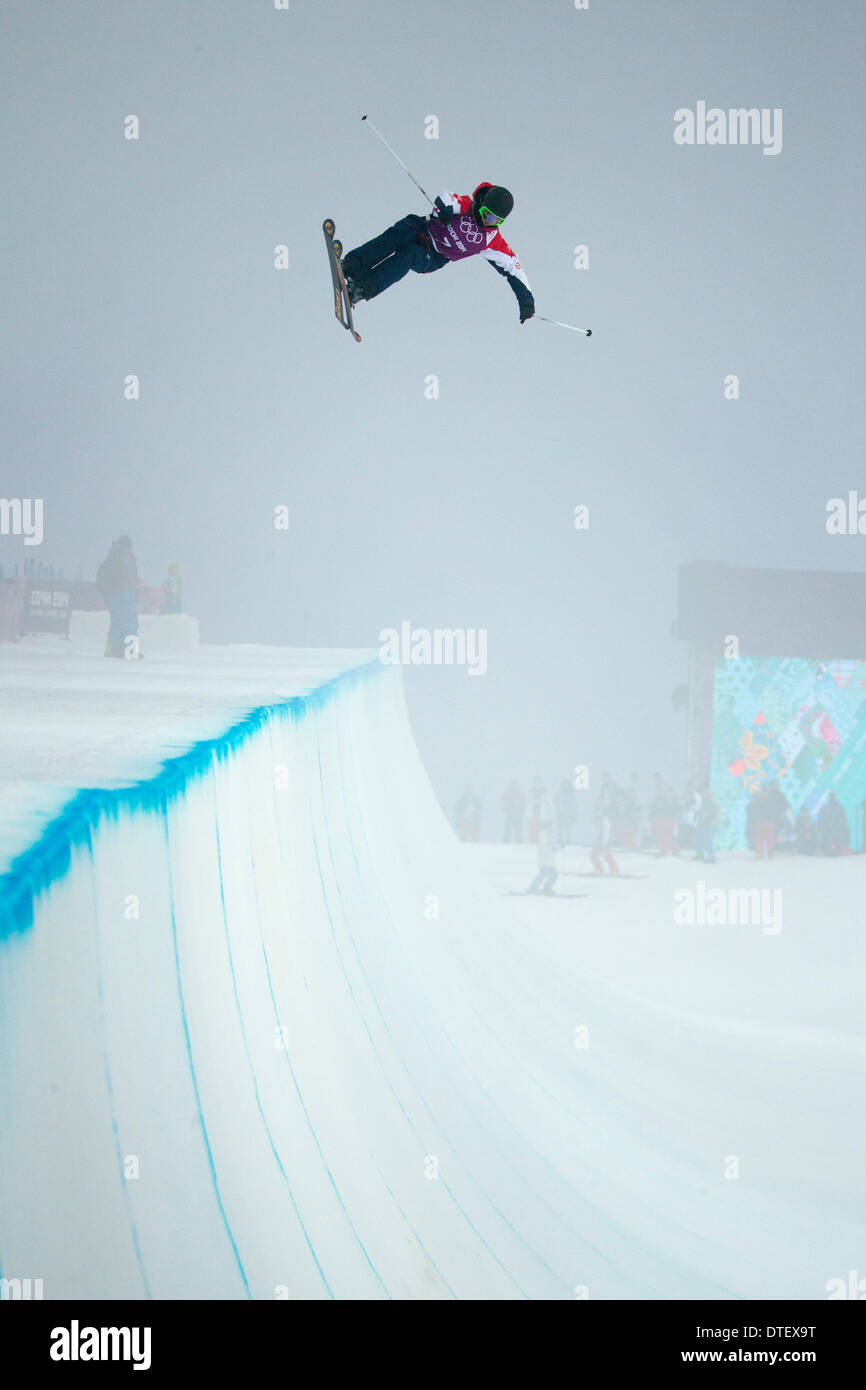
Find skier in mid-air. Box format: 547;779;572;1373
340;183;535;324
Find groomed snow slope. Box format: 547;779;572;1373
0;643;863;1300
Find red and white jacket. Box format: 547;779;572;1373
426;184;534;315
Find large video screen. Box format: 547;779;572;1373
710;657;866;850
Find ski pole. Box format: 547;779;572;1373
536;315;592;337
359;116;592;335
359;113;435;207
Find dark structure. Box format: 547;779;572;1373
675;561;866;787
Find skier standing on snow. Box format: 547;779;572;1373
525;820;560;895
340;183;535;324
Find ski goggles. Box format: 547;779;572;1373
479;205;506;226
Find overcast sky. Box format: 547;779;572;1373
2;0;864;824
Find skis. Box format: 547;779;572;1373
505;891;588;899
569;872;649;880
323;219;361;343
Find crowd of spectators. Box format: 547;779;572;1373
745;782;851;857
454;772;858;860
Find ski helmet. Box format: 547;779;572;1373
474;184;514;224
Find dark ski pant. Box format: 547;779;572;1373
527;867;558;895
590;846;619;874
342;214;448;299
106;590;138;657
694;826;716;862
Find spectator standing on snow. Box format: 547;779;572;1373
96;535;140;659
502;780;525;842
678;783;701;852
554;777;578;847
751;781;790;859
795;806;818;855
693;787;719;863
164;561;182;613
617;774;640;849
744;784;761;852
454;785;482;841
751;785;778;859
650;774;679;856
817;792;849;855
527;776;546;843
765;780;791;839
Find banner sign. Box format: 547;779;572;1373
24;585;72;636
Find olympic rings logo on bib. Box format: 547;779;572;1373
459;217;484;245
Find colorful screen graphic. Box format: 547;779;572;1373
710;658;866;850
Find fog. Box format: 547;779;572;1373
2;0;864;821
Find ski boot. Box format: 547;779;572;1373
344;275;367;306
337;247;367;305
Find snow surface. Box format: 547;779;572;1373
0;639;864;1299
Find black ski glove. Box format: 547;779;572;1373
433;196;455;225
519;301;535;324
